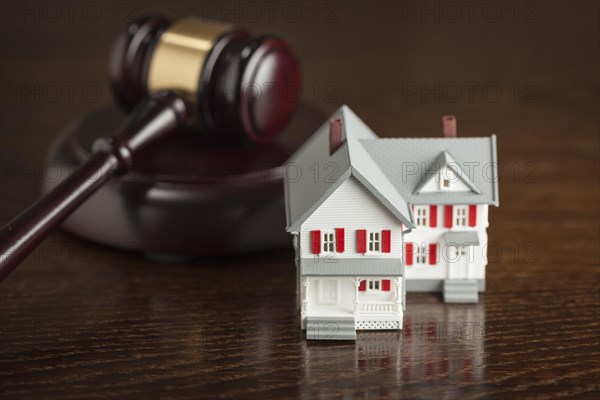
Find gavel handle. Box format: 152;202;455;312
0;152;119;280
0;90;190;282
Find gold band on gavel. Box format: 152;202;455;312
147;17;232;101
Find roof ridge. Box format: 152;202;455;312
348;138;414;227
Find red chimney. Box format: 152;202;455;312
329;118;343;155
442;115;457;137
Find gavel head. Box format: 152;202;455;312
109;15;301;143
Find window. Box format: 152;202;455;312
368;280;380;290
361;279;391;292
368;231;380;252
358;230;389;254
455;206;468;227
415;244;428;264
440;168;457;190
409;243;437;265
414;206;429;227
322;231;335;253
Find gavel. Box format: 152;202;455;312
0;15;301;281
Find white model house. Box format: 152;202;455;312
284;106;498;340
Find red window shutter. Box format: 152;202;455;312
444;205;453;228
405;243;414;265
468;205;477;227
381;230;391;253
430;205;437;227
382;279;391;291
335;228;345;252
311;230;321;254
357;229;367;253
358;280;366;291
429;243;438;265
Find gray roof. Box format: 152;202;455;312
444;231;480;246
284;106;499;233
360;137;499;205
284;106;414;232
300;258;403;276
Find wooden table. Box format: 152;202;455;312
1;1;598;398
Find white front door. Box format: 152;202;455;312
448;245;469;279
319;279;339;304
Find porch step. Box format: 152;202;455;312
306;317;356;340
443;279;479;303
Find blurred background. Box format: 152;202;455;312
1;1;598;212
1;1;598;165
0;1;598;398
1;0;598;273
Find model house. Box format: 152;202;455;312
284;106;498;340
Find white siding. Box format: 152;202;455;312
404;204;489;281
299;176;404;259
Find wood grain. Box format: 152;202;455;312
1;1;598;399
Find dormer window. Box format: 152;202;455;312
413;150;483;196
440;167;458;190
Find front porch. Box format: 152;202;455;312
301;277;404;334
305;312;403;340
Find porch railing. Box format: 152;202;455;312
355;301;400;314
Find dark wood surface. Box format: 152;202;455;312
1;1;599;399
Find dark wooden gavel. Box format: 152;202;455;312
0;15;300;281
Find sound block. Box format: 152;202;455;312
42;103;326;257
